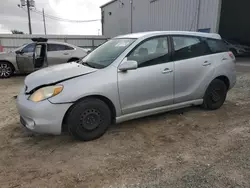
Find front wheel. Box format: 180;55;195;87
67;98;111;141
0;62;14;78
202;79;227;110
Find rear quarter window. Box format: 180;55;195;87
206;39;229;53
172;36;211;61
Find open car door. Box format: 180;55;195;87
16;38;49;73
16;43;36;73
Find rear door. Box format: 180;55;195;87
47;43;75;66
16;43;35;73
171;35;214;103
206;38;232;63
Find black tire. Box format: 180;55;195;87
67;98;111;141
202;79;227;110
0;61;14;78
67;58;79;63
230;49;238;57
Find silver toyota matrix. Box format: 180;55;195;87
17;31;237;141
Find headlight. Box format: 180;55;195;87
29;85;63;102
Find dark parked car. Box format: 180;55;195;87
223;39;250;57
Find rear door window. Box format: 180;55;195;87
64;45;74;50
48;44;74;52
172;36;211;61
206;39;229;53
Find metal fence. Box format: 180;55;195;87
0;34;109;52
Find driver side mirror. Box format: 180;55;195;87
119;60;138;71
16;50;23;55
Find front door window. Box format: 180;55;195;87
21;43;35;54
127;37;170;67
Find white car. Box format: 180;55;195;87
0;38;87;78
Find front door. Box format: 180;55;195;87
118;36;174;115
171;35;214;103
16;43;36;73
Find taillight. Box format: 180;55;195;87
229;51;235;59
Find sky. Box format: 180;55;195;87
0;0;110;35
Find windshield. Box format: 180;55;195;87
81;38;136;69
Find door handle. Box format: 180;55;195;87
222;58;228;61
63;53;69;55
162;68;173;74
203;61;211;66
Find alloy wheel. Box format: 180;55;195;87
0;63;12;78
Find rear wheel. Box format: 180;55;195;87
202;79;227;110
67;98;111;141
0;62;14;78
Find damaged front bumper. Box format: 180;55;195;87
16;92;72;135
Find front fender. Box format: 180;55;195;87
48;67;122;116
0;56;18;71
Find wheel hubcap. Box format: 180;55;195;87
0;64;12;77
80;109;101;131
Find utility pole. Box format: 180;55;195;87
26;0;32;34
42;8;47;35
130;0;133;33
196;0;201;31
19;0;35;34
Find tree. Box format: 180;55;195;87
11;30;24;34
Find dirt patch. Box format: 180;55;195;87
0;70;250;188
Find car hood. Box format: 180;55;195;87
24;62;97;93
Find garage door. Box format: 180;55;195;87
219;0;250;45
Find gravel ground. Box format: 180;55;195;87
0;64;250;188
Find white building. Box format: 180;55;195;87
0;34;108;52
101;0;250;44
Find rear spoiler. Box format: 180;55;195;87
31;38;48;42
